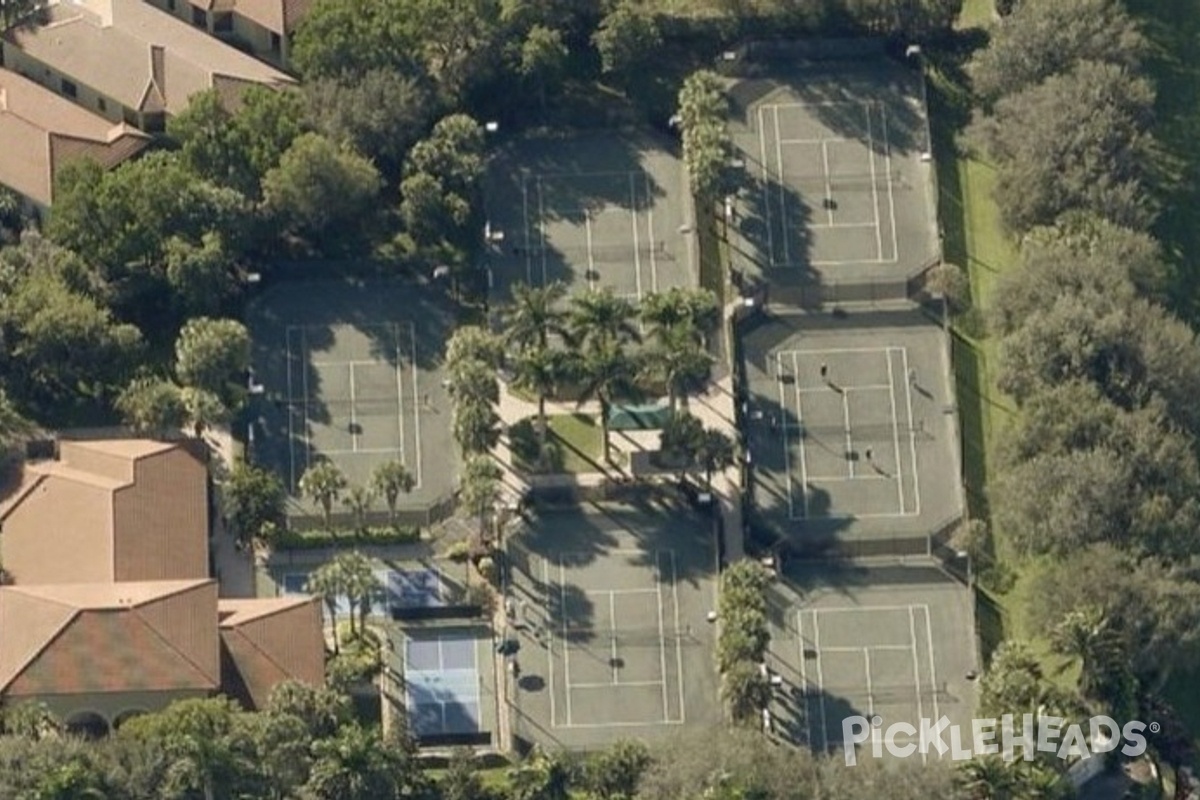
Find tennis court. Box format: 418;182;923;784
505;504;720;747
246;279;457;517
279;566;446;619
485;133;697;302
765;560;978;759
403;630;494;738
741;308;963;556
725;63;939;299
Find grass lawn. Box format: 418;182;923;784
509;413;609;474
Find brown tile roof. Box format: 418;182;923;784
0;68;149;206
232;0;313;35
0;579;220;696
218;597;325;709
2;0;294;116
0;439;209;585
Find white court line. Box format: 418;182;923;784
670;549;686;724
570;681;664;690
864;648;874;719
777;346;893;357
654;550;670;718
521;178;534;285
409;323;423;490
301;328;312;473
803;474;891;483
758;105;776;267
584;205;596;290
886;347;905;514
763;100;867;109
792;510;919;520
533;169;640;180
821;644;912;653
900;347;921;517
908;606;928;764
777;353;795;520
812;608;829;752
644;173;659;293
394;326;406;470
810;256;897;266
882;104;900;262
582;587;659;597
795;383;893;394
629;173;643;301
779;137;851;145
797;609;813;747
864;102;884;262
310;358;398;368
814;604;923;614
790;352;811;518
609;592;619;684
808;222;877;230
820;139;834;226
537;178;549;286
841;386;854;479
773;105;790;264
924;605;940;725
543;556;557;727
560;559;573;726
285;327;297;491
553;719;684;729
348;362;359;453
318;447;408;456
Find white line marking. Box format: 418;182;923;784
797;609;812;747
842;386;854;479
779;137;852;145
553;720;685;729
821;644;913;653
803;474;892;483
655;550;670;719
560;559;572;726
777;353;795;520
864;648;874;719
807;222;878;230
924;605;940;725
789;510;920;520
537;178;548;286
543;556;556;727
908;606;927;764
810;604;923;614
773;105;789;264
301;328;312;473
285;328;297;491
570;681;664;690
521;177;533;285
581;587;659;597
409;322;423;490
763;100;867;110
315;447;412;456
900;347;921;517
776;346;894;357
864;102;884;262
644;172;659;293
348;362;358;452
758;105;775;266
791;352;810;518
610;591;620;685
886;347;905;514
629;173;643;301
394;326;406;468
584;205;596;290
795;383;894;394
670;549;685;724
533;169;641;180
881;103;900;262
813;608;828;752
820;139;833;226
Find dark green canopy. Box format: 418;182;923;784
607;403;672;431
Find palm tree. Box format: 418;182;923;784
956;755;1020;800
567;288;640;351
341;485;374;537
697;428;736;487
447;356;500;406
640;287;719;347
504;281;568;351
332;550;382;635
305;562;346;655
1050;607;1131;709
507;747;572;800
646;326;712;411
453;396;501;456
304;723;421;800
512;345;562;453
180;386;228;438
299;461;348;531
371;460;416;524
576;340;638;464
460;454;502;538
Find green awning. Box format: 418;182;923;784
608;403;671;431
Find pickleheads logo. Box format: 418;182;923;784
841;715;1153;765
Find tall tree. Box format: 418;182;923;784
517;25;568;114
304;560;346;654
453;396;502;456
371;460;416;524
222;461;287;547
592;0;661;89
568;288;640;352
640;287;719;347
575;339;638;464
115;377;185;435
174;316;251;402
460;454;503;538
262;133;383;254
341;485;375;536
299;460;349;530
677;71;730;202
512;345;564;454
304;724;425;800
504;281;569;352
645;326;711;411
327;550;382;634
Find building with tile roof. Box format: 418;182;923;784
0;0;295;133
145;0;314;68
0;439;324;732
0;67;150;208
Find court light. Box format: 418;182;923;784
485;121;500;133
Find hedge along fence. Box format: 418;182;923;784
716;560;773;724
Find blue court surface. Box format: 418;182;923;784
282;567;444;617
404;632;481;736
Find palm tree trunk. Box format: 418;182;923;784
537;394;548;448
600;397;611;464
328;604;340;656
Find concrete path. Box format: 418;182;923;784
205;427;257;599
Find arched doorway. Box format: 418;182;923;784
112;709;148;730
64;710;109;739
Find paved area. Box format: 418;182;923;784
764;558;978;760
740;307;962;556
503;504;720;748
